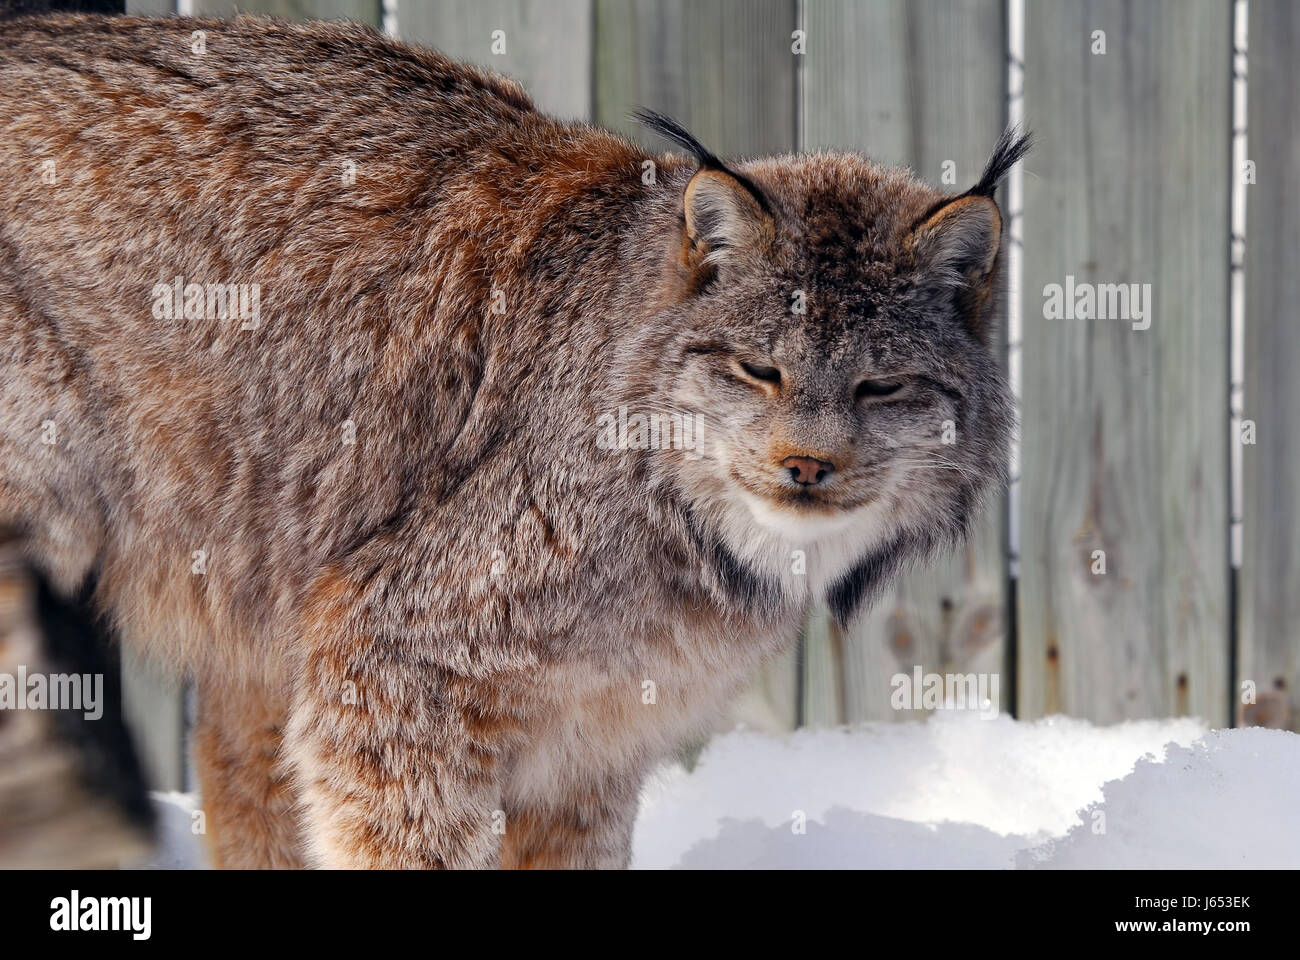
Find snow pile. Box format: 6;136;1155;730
1020;728;1300;869
142;713;1300;869
632;713;1298;869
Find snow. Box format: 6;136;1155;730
633;711;1211;868
1019;727;1300;869
135;791;207;870
144;712;1300;869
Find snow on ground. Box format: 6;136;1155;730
136;791;206;870
143;712;1300;869
633;712;1210;868
1019;727;1300;869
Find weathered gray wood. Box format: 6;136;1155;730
801;0;1008;723
185;0;380;23
393;0;592;120
126;0;177;15
594;0;798;157
596;0;800;729
799;602;847;726
120;650;186;791
1019;0;1230;724
730;644;800;734
804;0;1006;179
1241;0;1300;731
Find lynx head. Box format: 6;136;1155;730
631;112;1026;616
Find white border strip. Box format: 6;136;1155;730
1229;0;1248;570
1006;0;1025;580
795;0;806;153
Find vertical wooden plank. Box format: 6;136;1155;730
804;0;1006;178
185;0;380;22
801;0;1008;723
126;0;176;14
120;651;186;790
594;0;796;156
1019;0;1230;724
393;0;592;120
798;609;847;725
1241;0;1300;731
596;0;800;730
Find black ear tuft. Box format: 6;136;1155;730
966;125;1032;199
633;107;772;215
631;108;725;171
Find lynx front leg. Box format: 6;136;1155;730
500;771;641;870
287;666;510;868
193;679;305;869
286;581;513;868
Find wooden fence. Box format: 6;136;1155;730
111;0;1297;787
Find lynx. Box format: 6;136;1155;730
0;15;1024;868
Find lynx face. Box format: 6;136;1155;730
646;129;1020;569
668;225;995;535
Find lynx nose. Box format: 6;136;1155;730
782;455;835;486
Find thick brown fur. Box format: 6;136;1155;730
0;15;1018;868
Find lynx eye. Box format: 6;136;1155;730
856;378;908;402
738;361;782;386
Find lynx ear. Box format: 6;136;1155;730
683;167;773;268
908;125;1031;297
632;108;773;284
908;194;1003;290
